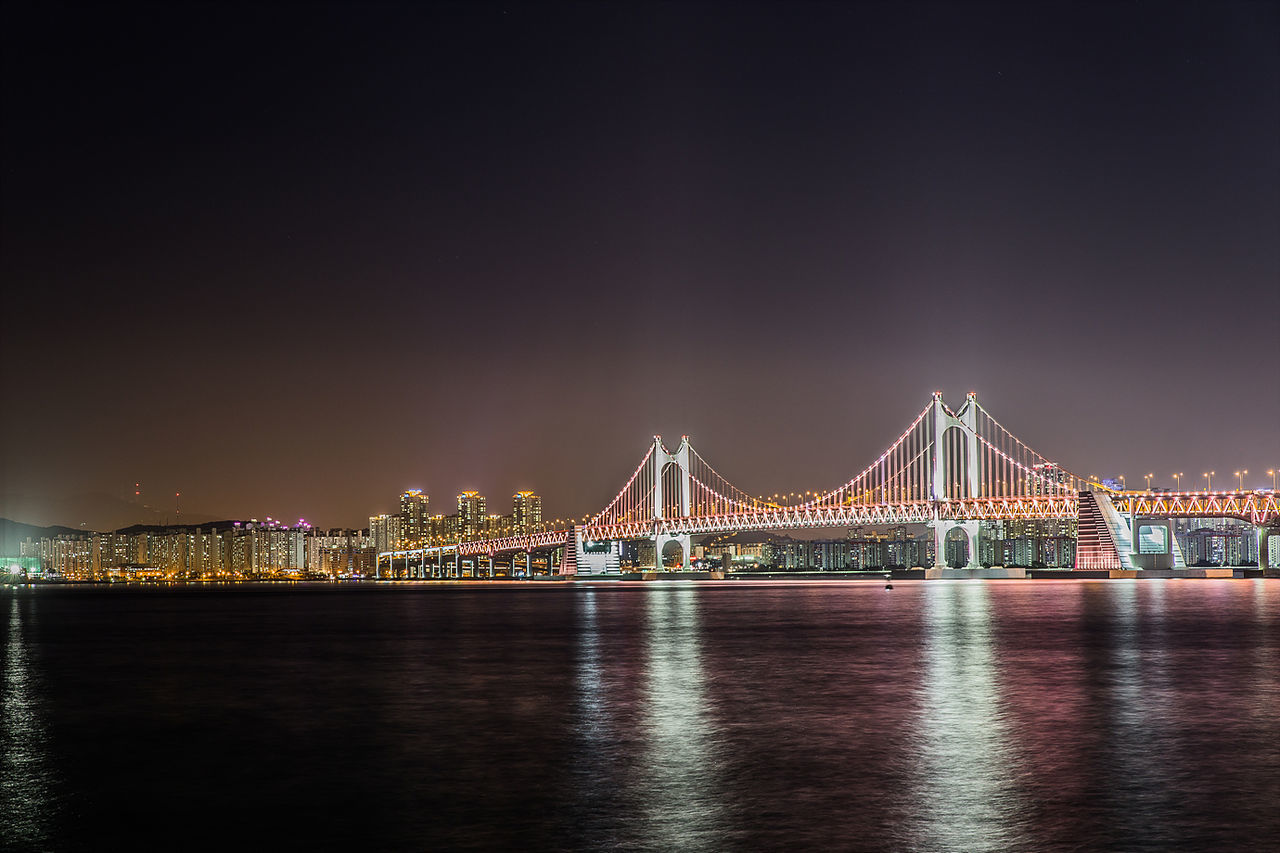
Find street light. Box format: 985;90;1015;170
1119;474;1126;491
1236;469;1247;490
1204;471;1214;491
1270;469;1277;490
1145;473;1153;490
1172;472;1182;490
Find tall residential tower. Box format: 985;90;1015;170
399;489;430;545
512;491;543;535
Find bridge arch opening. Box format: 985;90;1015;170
661;540;685;569
945;527;970;568
939;424;975;499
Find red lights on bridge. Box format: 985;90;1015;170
381;394;1279;560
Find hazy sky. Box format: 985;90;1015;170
3;1;1277;529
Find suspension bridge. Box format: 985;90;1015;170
380;392;1279;576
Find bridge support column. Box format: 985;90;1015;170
654;532;692;570
930;520;982;569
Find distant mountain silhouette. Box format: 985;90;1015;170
1;518;93;554
0;517;278;555
0;491;220;533
113;520;260;534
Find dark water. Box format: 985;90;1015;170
3;580;1278;852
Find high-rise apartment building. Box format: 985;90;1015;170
437;514;459;543
400;490;430;545
369;513;403;553
512;491;542;535
457;492;486;540
308;528;376;578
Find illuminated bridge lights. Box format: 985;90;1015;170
378;394;1279;565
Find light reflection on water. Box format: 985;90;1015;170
571;586;617;815
1105;582;1181;848
572;584;727;850
909;582;1032;852
9;580;1280;852
639;585;724;850
1;595;54;849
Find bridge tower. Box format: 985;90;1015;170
930;391;982;568
653;434;693;569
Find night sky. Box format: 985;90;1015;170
3;1;1277;530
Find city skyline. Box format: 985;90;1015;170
2;389;1275;531
10;500;1269;581
3;2;1277;530
5;6;1278;852
11;388;1275;580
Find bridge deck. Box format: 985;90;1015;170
380;491;1276;560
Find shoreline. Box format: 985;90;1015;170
6;567;1276;587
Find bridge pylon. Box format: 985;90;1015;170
931;391;980;501
653;434;692;568
929;392;982;568
931;519;982;570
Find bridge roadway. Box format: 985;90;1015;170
382;489;1279;563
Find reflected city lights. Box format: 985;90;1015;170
909;582;1032;852
640;586;725;850
2;596;53;849
574;588;611;744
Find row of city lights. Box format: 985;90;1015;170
410;467;1278;544
747;471;1277;503
744;470;1280;510
1090;469;1277;491
749;470;1278;502
398;463;1275;545
391;492;1278;553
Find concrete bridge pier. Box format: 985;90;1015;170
931;520;982;569
654;532;693;570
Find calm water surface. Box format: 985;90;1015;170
2;580;1278;852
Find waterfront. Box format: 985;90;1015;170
3;580;1278;852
